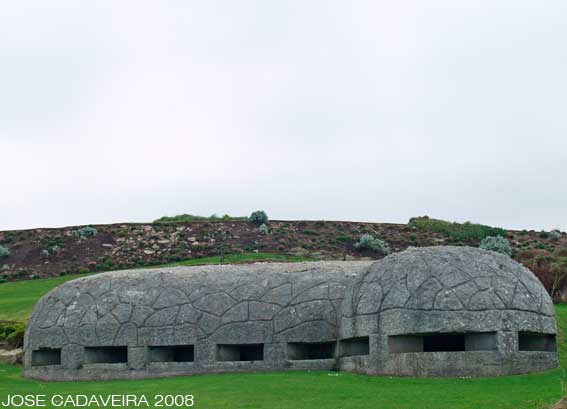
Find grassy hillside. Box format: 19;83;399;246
1;217;566;302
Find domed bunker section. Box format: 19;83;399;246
23;261;372;381
339;246;558;377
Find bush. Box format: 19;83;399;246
550;230;563;240
355;234;389;255
249;210;268;225
72;226;98;238
258;224;269;235
0;322;25;349
408;216;507;242
0;246;10;258
479;236;512;256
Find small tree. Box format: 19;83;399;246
479;236;512;256
249;210;268;225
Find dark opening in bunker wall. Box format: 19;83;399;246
287;342;336;360
216;344;264;362
518;333;557;352
148;345;194;363
84;347;128;364
339;337;369;357
423;334;465;352
31;348;61;367
389;332;498;353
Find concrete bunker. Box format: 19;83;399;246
339;246;558;377
23;248;557;380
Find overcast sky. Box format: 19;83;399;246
1;1;566;231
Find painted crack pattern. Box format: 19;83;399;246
25;248;555;354
26;262;371;350
342;246;554;319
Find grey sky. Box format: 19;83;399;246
1;1;566;231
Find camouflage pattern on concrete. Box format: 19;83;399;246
24;247;557;380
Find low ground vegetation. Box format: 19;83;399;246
517;249;567;303
72;226;98;238
153;214;248;223
479;236;512;256
409;216;507;242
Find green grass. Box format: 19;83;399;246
0;273;92;323
0;264;566;408
0;253;310;323
0;361;563;409
153;213;248;223
409;217;508;241
0;313;566;409
167;252;310;267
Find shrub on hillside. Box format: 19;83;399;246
550;229;563;240
72;226;98;238
0;246;9;258
409;216;507;242
479;236;512;256
258;223;269;235
0;322;25;349
517;249;563;301
249;210;268;225
355;234;389;255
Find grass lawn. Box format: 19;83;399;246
0;262;564;408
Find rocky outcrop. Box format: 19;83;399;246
0;348;23;365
